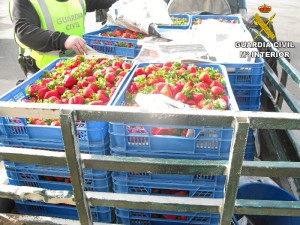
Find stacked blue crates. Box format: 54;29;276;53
83;14;191;59
109;62;238;224
0;57;133;223
189;15;264;161
223;57;265;161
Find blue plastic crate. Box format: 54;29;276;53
116;208;220;225
113;173;225;199
113;171;226;185
16;201;113;223
5;163;111;192
83;25;144;58
0;133;110;154
0;57;131;152
232;84;262;110
190;14;247;31
223;57;264;86
109;62;238;159
158;14;191;31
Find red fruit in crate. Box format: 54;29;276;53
162;214;177;220
155;82;166;92
192;93;204;103
68;96;85;105
112;60;122;68
118;71;127;77
64;178;71;183
199;73;213;85
83;87;95;98
63;75;77;88
174;92;187;103
172;190;189;196
105;73;116;83
51;121;61;126
44;176;55;181
44;90;59;99
37;87;49;99
210;80;224;89
135;68;145;76
180;216;188;220
89;100;106;105
55;85;66;96
160;84;173;98
55;177;65;182
211;86;225;96
122;62;132;70
88;83;99;92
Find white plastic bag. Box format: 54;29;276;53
107;0;172;34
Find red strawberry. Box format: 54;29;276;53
210;80;224;89
89;100;106;105
55;85;66;96
162;214;177;220
199;73;213;85
122;62;132;70
88;83;99;92
105;73;116;83
68;96;85;104
211;86;225;96
37;87;49;99
174;92;187;103
83;87;95;98
135;68;145;76
44;90;59;99
160;84;173;98
192;93;204;102
63;75;77;88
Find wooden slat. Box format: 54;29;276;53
60;112;92;225
235;199;300;216
220;118;249;225
1;147;300;178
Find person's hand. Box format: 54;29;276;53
64;36;88;55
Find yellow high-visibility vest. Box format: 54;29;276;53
10;0;86;69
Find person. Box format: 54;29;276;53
9;0;116;80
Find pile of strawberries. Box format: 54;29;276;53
100;28;148;48
126;62;229;110
23;55;132;125
124;62;229;136
193;18;240;25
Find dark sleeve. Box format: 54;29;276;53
11;0;69;52
85;0;117;12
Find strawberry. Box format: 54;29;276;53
210;80;224;89
199;73;213;85
160;84;173;98
192;93;204;103
83;87;95;98
63;74;77;88
55;85;66;96
44;90;59;99
37;87;49;99
68;96;84;104
174;92;187;103
105;73;116;83
135;68;145;76
51;121;61;126
122;62;132;70
211;86;225;96
88;83;99;92
89;100;106;105
162;214;177;220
